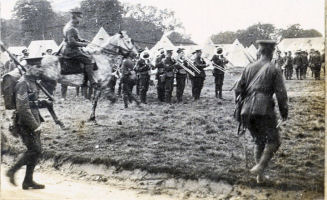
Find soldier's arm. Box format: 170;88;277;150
15;81;40;131
273;70;288;120
66;29;87;47
234;69;247;99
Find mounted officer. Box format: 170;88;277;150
211;47;228;99
234;40;288;183
61;11;98;88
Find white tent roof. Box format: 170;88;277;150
202;37;216;59
91;27;111;47
28;40;58;57
8;46;27;56
277;37;324;54
247;44;257;58
214;43;251;67
232;39;245;49
149;34;176;58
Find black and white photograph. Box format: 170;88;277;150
0;0;325;199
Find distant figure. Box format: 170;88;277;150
174;48;188;103
154;48;166;102
163;49;176;104
293;50;303;80
234;40;288;183
309;50;322;80
301;51;309;79
284;51;293;80
135;51;152;104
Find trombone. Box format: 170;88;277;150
175;59;196;76
184;56;201;74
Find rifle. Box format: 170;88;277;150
0;41;66;129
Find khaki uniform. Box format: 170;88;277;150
135;59;151;103
154;55;166;102
121;58;140;108
191;57;207;100
163;57;176;103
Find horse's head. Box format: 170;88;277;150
103;31;138;57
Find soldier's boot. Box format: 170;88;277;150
140;94;147;104
85;64;99;89
254;144;265;183
215;90;218;98
22;165;45;190
250;143;279;177
123;95;128;109
218;89;223;99
6;156;27;186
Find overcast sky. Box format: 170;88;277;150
1;0;325;43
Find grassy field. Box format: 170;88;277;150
1;69;324;197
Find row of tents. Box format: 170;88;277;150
1;26;324;68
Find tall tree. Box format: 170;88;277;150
211;31;237;44
79;0;124;39
13;0;55;45
279;24;322;38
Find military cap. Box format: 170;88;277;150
216;47;223;55
158;48;165;54
256;40;277;49
46;49;52;53
276;50;281;53
176;48;185;53
71;11;83;17
22;49;28;54
138;48;144;53
192;49;202;54
166;49;173;53
141;51;150;59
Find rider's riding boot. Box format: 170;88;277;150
22;165;45;190
250;143;279;176
84;64;98;89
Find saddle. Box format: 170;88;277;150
59;57;98;75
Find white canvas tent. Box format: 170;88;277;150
149;34;176;58
90;27;111;47
247;44;257;58
28;40;58;57
232;39;245;49
277;37;324;54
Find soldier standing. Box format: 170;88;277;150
211;47;228;99
163;50;176;104
191;49;208;100
61;11;98;89
121;52;140;108
5;63;61;189
309;51;322;80
284;51;293;80
293;50;303;80
135;51;152;104
234;40;288;183
154;48;166;102
301;51;309;79
174;48;188;103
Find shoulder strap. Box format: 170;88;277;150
244;62;270;95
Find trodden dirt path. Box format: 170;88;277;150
1;165;174;200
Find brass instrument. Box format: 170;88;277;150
175;58;196;76
184;56;201;74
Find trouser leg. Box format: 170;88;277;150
176;76;186;102
165;77;174;103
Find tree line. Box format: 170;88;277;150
211;23;322;47
0;0;193;48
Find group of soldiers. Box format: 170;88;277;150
106;46;229;108
274;49;324;80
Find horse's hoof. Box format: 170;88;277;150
88;117;96;122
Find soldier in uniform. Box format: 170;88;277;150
163;49;176;103
234;40;288;183
301;51;309;79
154;48;166;102
309;51;322;80
273;50;284;71
191;49;208;100
121;52;140;108
284;51;293;80
61;11;98;89
174;48;188;103
211;47;228;99
293;50;303;80
5;63;60;189
20;49;29;62
135;51;152;104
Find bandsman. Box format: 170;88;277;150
211;47;228;99
154;48;166;102
191;49;208;100
284;51;293;80
309;50;322;80
174;48;188;103
301;51;309;79
163;49;176;104
135;51;152;104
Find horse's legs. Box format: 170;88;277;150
89;89;102;122
88;86;93;100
